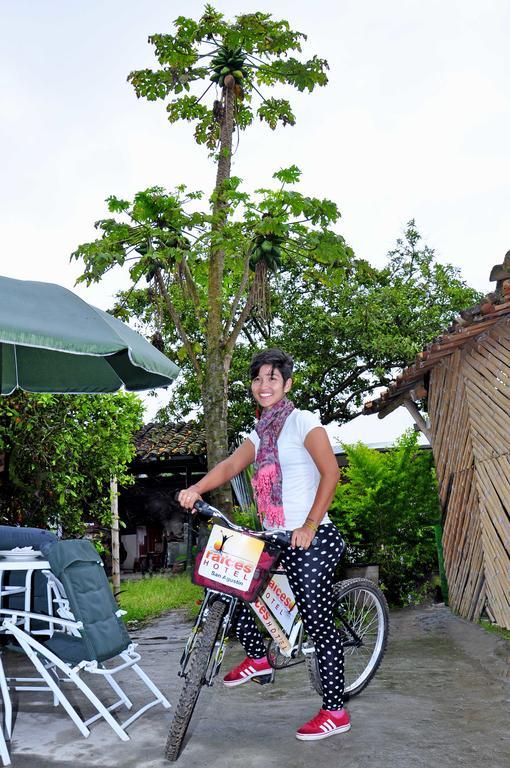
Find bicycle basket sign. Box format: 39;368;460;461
197;525;265;592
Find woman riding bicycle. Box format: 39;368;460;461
178;348;349;741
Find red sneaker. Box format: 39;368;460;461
295;708;351;741
223;656;272;687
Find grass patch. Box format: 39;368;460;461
480;619;510;642
118;573;203;624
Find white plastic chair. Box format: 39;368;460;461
0;539;171;742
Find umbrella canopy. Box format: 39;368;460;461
0;275;179;394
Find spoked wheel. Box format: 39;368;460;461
165;600;227;761
306;578;389;699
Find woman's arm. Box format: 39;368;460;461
291;426;340;549
177;439;256;509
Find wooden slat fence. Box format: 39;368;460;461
428;325;510;629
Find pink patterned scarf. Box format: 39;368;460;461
252;398;295;528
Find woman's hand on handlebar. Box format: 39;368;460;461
178;486;203;510
291;525;315;550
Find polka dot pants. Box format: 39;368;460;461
233;523;345;710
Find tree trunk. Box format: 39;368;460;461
214;75;235;192
110;477;121;595
203;345;232;512
203;75;237;512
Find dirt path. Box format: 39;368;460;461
8;603;510;767
168;604;510;768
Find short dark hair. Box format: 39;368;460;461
249;348;294;382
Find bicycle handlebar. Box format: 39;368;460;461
192;499;292;548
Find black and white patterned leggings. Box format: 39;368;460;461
233;523;345;710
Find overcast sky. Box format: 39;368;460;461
1;0;509;443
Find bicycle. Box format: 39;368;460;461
165;500;389;761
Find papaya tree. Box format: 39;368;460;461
72;5;339;510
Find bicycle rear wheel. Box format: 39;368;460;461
306;577;389;699
165;600;228;761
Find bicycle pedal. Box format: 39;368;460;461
251;672;274;686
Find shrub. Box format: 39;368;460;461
330;430;440;604
231;504;261;530
0;391;143;534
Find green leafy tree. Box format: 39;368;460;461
265;220;482;423
0;392;143;534
330;431;441;604
153;220;480;434
72;5;335;510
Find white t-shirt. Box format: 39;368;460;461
247;409;331;531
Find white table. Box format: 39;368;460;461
0;556;51;765
0;557;51;629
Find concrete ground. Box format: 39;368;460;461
4;603;510;768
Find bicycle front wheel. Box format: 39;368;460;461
165;600;228;761
306;577;389;699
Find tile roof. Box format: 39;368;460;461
364;293;510;417
133;421;207;463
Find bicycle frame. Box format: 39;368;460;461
179;500;368;686
179;562;310;688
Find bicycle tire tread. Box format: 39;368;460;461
336;578;389;695
165;600;227;761
306;577;389;699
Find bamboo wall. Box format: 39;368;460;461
429;328;510;629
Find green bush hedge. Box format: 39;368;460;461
330;430;441;605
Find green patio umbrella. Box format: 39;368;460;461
0;275;179;394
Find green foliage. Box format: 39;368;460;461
479;619;510;642
127;4;328;149
330;430;442;605
71;171;348;375
73;186;203;287
231;504;260;531
153;220;480;434
264;220;481;425
0;392;144;534
119;573;203;623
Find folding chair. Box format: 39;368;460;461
0;653;11;766
1;539;170;741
